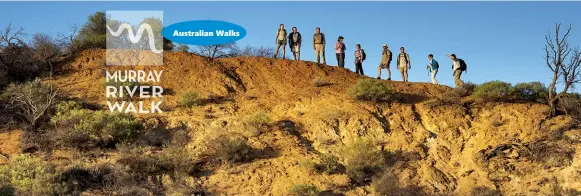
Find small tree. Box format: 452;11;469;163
75;12;106;49
544;23;581;116
194;42;236;59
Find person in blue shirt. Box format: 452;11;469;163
427;54;439;84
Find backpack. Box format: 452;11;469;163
361;49;367;61
432;59;439;70
458;59;467;71
388;50;392;62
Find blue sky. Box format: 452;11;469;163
1;2;580;90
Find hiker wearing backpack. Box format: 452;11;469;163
377;44;392;80
397;47;411;82
427;54;439;85
335;36;346;68
354;44;365;75
447;54;466;88
313;27;326;64
274;24;287;59
288;27;302;60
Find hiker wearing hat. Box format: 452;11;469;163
288;27;302;60
447;54;465;88
335;36;346;68
427;54;439;84
274;23;287;59
397;47;411;82
377;44;392;80
354;44;365;75
313;27;326;64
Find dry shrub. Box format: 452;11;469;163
243;111;271;136
299;154;342;175
288;184;320;196
341;137;385;184
372;172;427;196
117;145;196;179
454;81;477;97
527;141;574;168
558;93;581;119
312;77;329;87
206;135;253;164
2;78;59;129
471;186;501;196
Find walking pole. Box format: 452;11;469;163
427;65;431;81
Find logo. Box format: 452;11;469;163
162;20;247;46
106;11;164;66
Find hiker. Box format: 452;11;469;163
447;54;465;88
427;54;439;84
397;47;411;82
377;44;392;80
274;24;287;59
354;44;365;75
335;36;346;68
288;27;302;60
313;27;326;64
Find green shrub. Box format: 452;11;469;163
52;101;143;149
348;79;394;102
0;154;54;195
513;82;548;103
208;136;253;164
179;91;205;108
244;111;271;136
341;138;384;184
288;184;320;196
473;80;513;102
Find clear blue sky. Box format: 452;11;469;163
1;2;580;90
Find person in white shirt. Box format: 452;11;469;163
447;54;465;88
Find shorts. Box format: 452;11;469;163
277;39;286;46
399;65;408;73
292;44;300;53
378;62;390;69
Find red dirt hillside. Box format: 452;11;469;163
15;49;581;195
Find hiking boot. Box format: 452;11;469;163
376;77;380;79
387;78;391;81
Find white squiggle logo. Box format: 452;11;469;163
106;23;163;54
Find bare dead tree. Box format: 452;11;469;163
545;23;581;116
32;33;60;77
0;23;26;48
57;24;79;54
